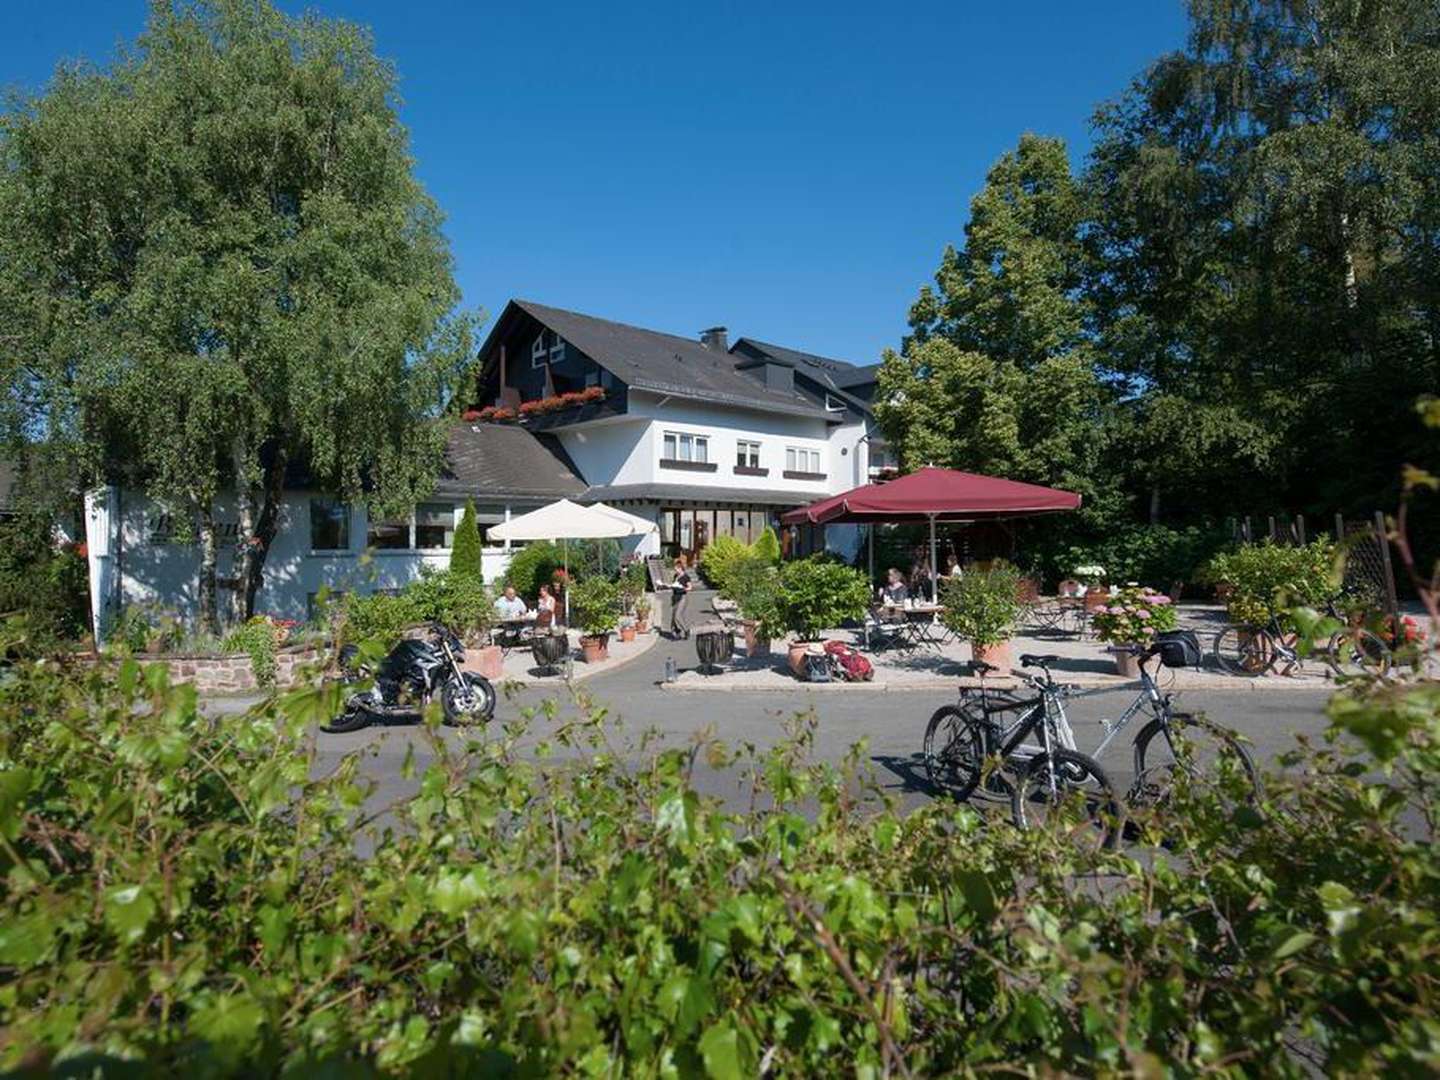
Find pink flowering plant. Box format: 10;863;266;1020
1089;585;1178;644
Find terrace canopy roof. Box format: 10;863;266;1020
780;467;1081;525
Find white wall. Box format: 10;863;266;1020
94;488;516;631
609;392;844;496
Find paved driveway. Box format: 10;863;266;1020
218;634;1333;821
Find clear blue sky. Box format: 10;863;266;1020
2;1;1189;365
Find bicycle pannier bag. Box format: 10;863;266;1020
804;652;833;683
1155;629;1202;669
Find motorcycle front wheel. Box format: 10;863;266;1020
323;696;371;734
441;673;496;726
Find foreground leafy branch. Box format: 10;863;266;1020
0;649;1436;1075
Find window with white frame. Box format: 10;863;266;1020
736;440;761;469
824;393;846;412
549;333;565;362
365;503;456;551
662;431;709;463
309;499;350;551
531;333;548;369
785;446;822;474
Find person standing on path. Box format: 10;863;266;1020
670;555;694;638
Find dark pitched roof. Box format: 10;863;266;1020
503;300;833;421
435;423;587;500
732;337;880;391
580;482;806;507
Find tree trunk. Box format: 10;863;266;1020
1149;484;1161;526
197;502;220;635
239;446;288;619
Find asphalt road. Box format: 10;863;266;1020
214;635;1334;821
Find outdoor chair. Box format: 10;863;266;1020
866;606;914;652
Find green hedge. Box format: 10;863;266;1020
0;627;1436;1073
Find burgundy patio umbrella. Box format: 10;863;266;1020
781;466;1081;585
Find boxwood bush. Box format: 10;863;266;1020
0;623;1435;1074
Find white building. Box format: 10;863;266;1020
84;299;888;634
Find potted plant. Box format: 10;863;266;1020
939;562;1028;672
618;617;637;643
1090;586;1178;677
723;555;781;658
1073;564;1110;613
772;557;871;676
570;576;621;663
618;560;650;633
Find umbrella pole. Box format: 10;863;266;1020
929;514;938;602
564;537;570;626
868;523;875;589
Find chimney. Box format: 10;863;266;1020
699;326;728;352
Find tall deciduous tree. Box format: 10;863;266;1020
877;135;1121;525
0;0;477;631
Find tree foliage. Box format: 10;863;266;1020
0;0;477;630
449;500;482;579
880;1;1440;553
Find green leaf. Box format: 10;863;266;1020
0;767;33;841
1273;931;1317;960
104;884;156;945
698;1019;746;1080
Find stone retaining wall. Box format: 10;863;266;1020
138;644;326;694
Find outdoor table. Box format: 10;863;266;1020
494;616;536;653
875;604;947;650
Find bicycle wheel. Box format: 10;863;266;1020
923;704;989;800
1010;748;1122;850
1324;627;1391;679
1131;713;1261;810
1211;626;1270;676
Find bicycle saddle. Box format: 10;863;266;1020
1019;653;1060;668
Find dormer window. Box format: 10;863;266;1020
825;393;846;412
531;334;547;369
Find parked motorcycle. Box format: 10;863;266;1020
324;622;496;733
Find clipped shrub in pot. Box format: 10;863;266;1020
939;561;1028;672
1202;540;1336;629
569;576;621;662
774;557;870;675
722;554;782;658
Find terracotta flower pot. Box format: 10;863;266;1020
972;640;1013;672
741;619;771;658
463;644;504;681
619;625;637;642
788;641;813;676
580;634;610;664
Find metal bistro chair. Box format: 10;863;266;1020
868;604;914;652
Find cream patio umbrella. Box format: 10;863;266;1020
489;499;654;623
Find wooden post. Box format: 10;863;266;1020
1268;515;1277;543
1374;511;1402;649
1334;512;1345;543
1296;514;1306;545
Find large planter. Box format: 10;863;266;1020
618;624;637;643
1111;645;1143;679
972;640;1013;672
1214;582;1235;603
1083;586;1110;614
463;644;504;681
531;630;568;673
788;641;815;677
694;625;735;674
740;619;771;658
580;633;610;664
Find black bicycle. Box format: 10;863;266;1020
923;654;1122;848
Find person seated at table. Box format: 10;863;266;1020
944;554;963;579
910;560;934;602
881;567;909;605
494;585;529;620
536;584;556;617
